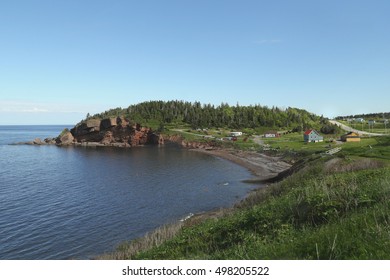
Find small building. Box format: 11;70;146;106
304;129;324;143
355;118;364;123
264;131;280;138
341;132;361;142
223;136;237;141
229;131;243;137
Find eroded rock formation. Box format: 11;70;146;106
56;117;161;147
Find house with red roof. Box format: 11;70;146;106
304;129;324;143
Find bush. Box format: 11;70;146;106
320;124;341;134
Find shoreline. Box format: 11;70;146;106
15;138;291;182
189;147;292;182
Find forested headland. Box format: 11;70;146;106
86;100;331;132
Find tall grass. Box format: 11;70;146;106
96;223;183;260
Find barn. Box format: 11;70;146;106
341;132;361;142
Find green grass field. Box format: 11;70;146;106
340;136;390;160
165;127;390;160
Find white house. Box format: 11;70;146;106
304;130;324;143
229;132;243;137
355;118;364;123
264;131;280;138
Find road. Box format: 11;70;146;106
170;129;221;140
171;129;206;137
329;120;385;136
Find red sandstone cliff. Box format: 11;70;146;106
56;117;162;147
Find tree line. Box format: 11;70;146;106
336;112;390;120
88;100;327;131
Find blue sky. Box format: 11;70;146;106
1;0;389;124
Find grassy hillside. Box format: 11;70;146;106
99;136;390;260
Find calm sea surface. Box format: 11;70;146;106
0;125;256;259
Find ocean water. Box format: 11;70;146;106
0;125;257;259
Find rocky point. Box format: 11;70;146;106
54;117;162;147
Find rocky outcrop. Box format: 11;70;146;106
33;138;45;145
55;117;161;147
13;137;57;145
101;118;117;129
86;119;101;131
23;118;218;149
101;131;114;145
161;134;217;150
56;131;74;145
180;140;218;149
157;134;165;145
44;138;57;145
69;119;102;142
